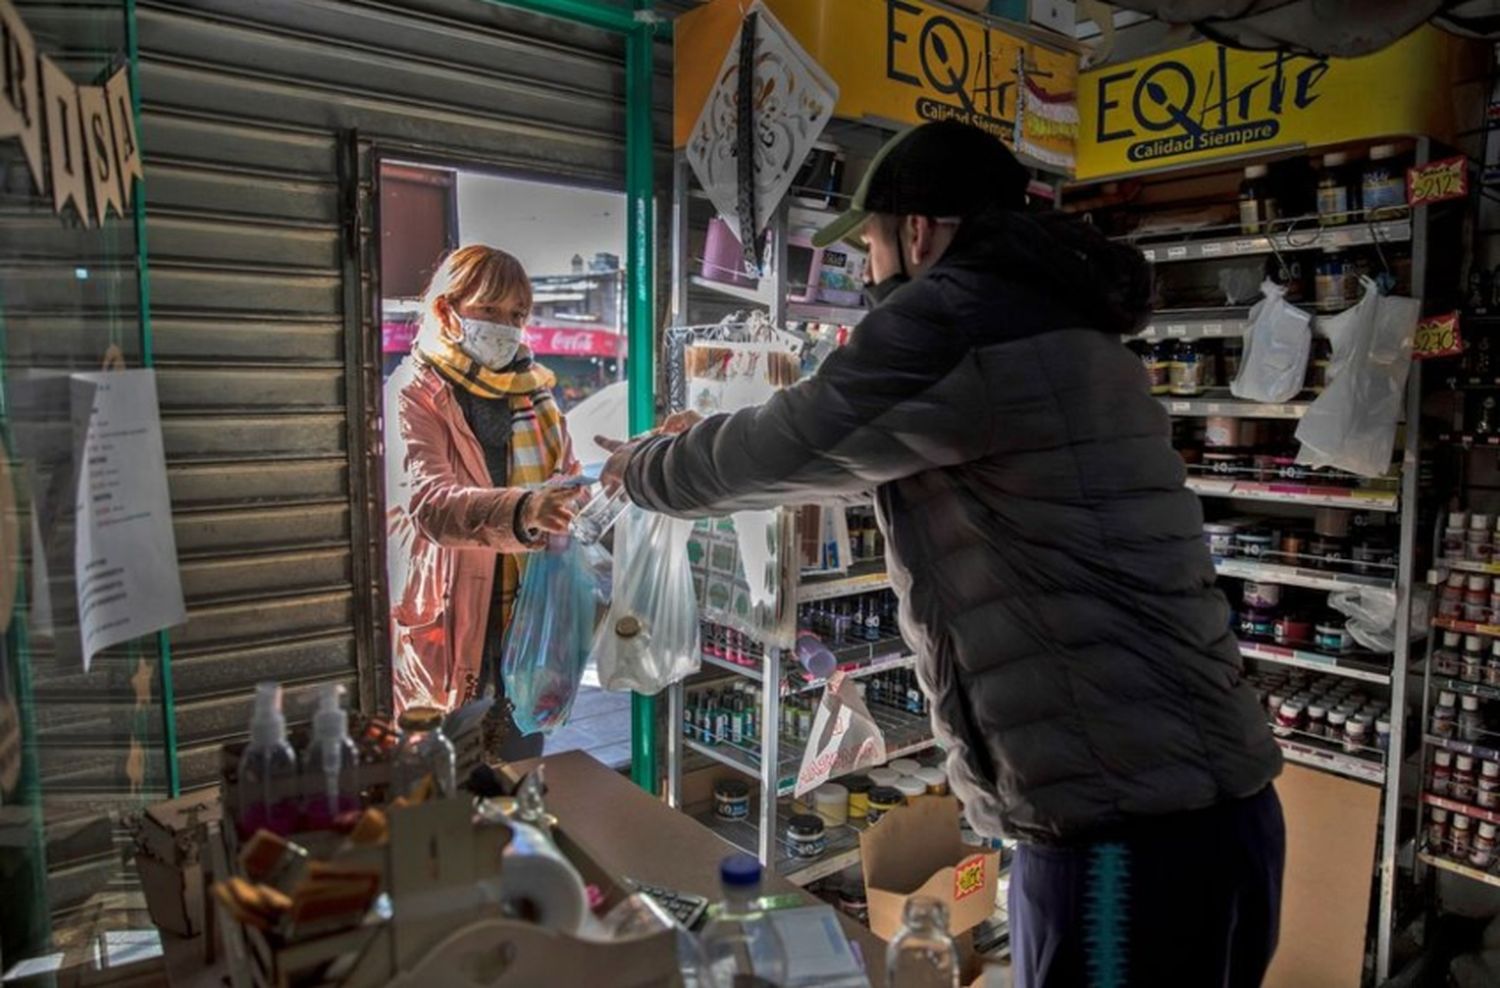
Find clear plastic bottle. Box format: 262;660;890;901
700;854;787;988
886;896;961;988
793;631;838;680
392;706;457;799
237;682;300;838
302;683;360;829
572;485;631;544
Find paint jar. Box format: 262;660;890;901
1204;416;1240;448
1453;813;1474;858
814;784;849;826
1488;641;1500;687
1439;572;1467;619
1270;702;1300;739
1236;530;1274;558
1428;806;1449;852
866;786;904;825
1472;822;1498;869
1343;716;1369;754
1315;248;1353;314
1432;691;1458;738
1361;144;1408;215
1317;151;1356;226
785;814;827;859
1315;621;1352;654
713;779;751;821
1306;703;1328;738
888;758;922;776
916;766;948;797
1241;609;1276;640
1326;710;1348;742
1463;636;1486;684
895;776;927;804
844;775;873;820
837;884;869;925
1434;632;1464;677
1203;522;1238;559
1442;526;1467;563
1375;717;1391;752
1275;615;1312;647
1266;690;1289;719
1239;164;1278;234
1243;581;1282;610
868;767;901;789
1479;761;1500;811
1169;343;1204;396
1432;749;1454;796
1461;695;1485;743
1454;755;1479;803
1466;575;1492;622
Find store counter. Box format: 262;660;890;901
508;749;888;986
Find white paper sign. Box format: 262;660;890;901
71;370;185;670
795;672;887;798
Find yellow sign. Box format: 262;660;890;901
1077;27;1484;180
675;0;1078;170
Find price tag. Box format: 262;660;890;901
1407;156;1468;207
1414;311;1463;360
1200;242;1225;257
954;854;986;901
1233;239;1256;254
1141;249;1157;261
1166;246;1188;260
1203;323;1224;337
1166;324;1187;337
1206;403;1223;414
1169;401;1190;413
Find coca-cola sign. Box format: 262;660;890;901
524;327;626;359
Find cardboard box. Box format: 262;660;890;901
859;796;1000;942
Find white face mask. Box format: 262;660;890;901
455;316;525;370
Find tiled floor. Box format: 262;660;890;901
544;665;633;768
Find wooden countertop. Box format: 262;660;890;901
510;750;886;986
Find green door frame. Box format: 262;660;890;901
488;0;663;793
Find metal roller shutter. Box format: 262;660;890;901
136;0;666;789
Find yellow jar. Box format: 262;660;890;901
866;786;904;824
844;775;873;819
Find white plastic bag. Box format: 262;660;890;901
1330;586;1429;653
793;671;888;798
593;507;701;695
1232;280;1312;403
1295;277;1419;478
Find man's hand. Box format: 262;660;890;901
660;409;703;435
522;484;584;534
597;435;642;495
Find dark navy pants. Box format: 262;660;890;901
1010;786;1285;988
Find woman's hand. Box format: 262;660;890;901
522;485;583;534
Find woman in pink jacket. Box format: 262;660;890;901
385;245;580;755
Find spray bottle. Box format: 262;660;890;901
302;683;360;829
237;682;299;838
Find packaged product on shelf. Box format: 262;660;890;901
1463;638;1485;684
1317;152;1357;226
1466;575;1492;623
1315;248;1353;314
1453;813;1475;858
1459;696;1485;743
1432;750;1454;795
1239;164;1278;234
1361;145;1408;216
1169;342;1205;396
1434;633;1463;677
1488;641;1500;687
714;779;751;821
1472;823;1497;868
1454;755;1479;803
1478;761;1500;810
1432;691;1458;738
1428;806;1450;851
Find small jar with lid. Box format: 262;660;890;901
1243;581;1281;610
1241;609;1276;640
786;814;828;859
1453;813;1475;858
1432;691;1458;738
1478;761;1500;810
1273;702;1302;738
1375;717;1391;752
714;778;751;821
868;767;901;789
1343;716;1369;754
1434;632;1463;677
837;884;869;925
1315;620;1352;655
1439;572;1467;619
1236;530;1274;558
1454;755;1479;803
1306;703;1328;738
1432;749;1454;796
1488;642;1500;688
1361;144;1408;216
1472;822;1498;869
813;783;850;826
1148;342;1173;395
1169;342;1205;397
1239;164;1278;234
1463;637;1486;684
1326;709;1349;743
1317;151;1357;226
844;774;874;820
1442;523;1467;562
888;758;922;776
895;776;928;804
1315;248;1353;314
915;766;948;797
1460;695;1485;743
1275;615;1313;647
1428;806;1450;852
1466;576;1493;622
866;786;904;824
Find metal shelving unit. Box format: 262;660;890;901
1131;215;1412;264
1185;476;1401;511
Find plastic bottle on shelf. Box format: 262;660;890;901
1238;164;1277;235
700;854;787;988
1428;806;1449;852
1489;640;1500;688
1472;822;1497;869
1431;749;1454;796
886;896;962;988
1452;813;1475;859
1432;691;1458;738
1460;696;1485;743
301;682;360;829
1478;760;1500;810
1361;144;1407;216
1454;755;1479;804
1463;638;1486;684
1440;573;1466;620
794;631;838;681
237;682;300;838
1316;151;1356;226
1434;632;1463;677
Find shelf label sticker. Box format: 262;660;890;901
954;854;986;901
1233;239;1257;254
1169;401;1190;413
1166;323;1187;337
1203;323;1224;336
1414;311;1463;360
1200;242;1225;256
1166;246;1188;260
1141;249;1157;261
1407;155;1468;207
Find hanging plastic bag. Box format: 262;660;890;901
1232;279;1312;403
1296;277;1419;478
593;507;701;695
501;536;602;735
794;671;888;798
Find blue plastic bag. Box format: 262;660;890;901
502;535;602;735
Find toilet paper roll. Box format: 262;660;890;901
499;820;589;935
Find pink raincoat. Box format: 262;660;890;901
384;358;575;714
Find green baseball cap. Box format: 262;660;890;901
811;120;1030;250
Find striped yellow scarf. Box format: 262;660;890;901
419;340;569;632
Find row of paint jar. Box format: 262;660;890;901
1429;750;1500;809
1431;690;1493;744
1437;575;1500;625
1440;511;1500;566
1249;670;1391;754
1427;807;1499;871
1430;633;1500;687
